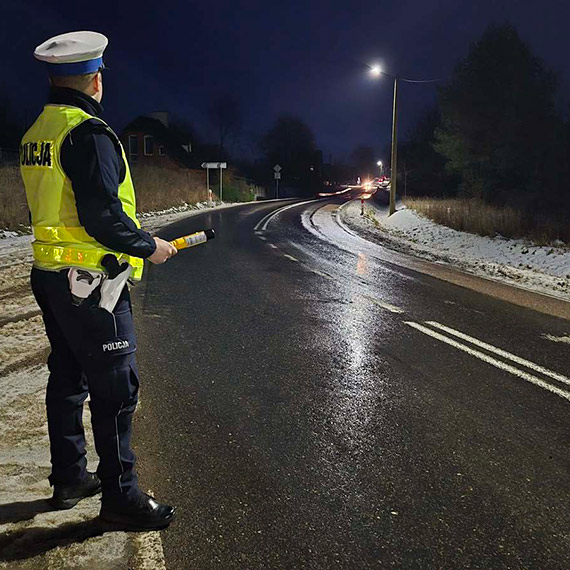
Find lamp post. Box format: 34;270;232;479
369;65;437;215
377;160;383;176
389;77;398;215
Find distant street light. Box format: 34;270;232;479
377;160;383;175
368;64;437;215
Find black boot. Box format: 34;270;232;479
49;472;102;510
99;492;175;531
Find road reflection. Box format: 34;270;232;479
304;285;401;507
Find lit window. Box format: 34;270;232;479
128;135;138;162
144;135;154;156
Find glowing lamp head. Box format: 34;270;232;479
370;65;381;77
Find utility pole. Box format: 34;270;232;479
219;164;223;202
389;77;398;216
206;167;210;203
368;65;436;215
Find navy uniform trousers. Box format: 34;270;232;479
31;266;140;500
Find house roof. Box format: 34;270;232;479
120;116;203;169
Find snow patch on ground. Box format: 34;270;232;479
340;200;570;300
139;200;249;234
0;202;233;567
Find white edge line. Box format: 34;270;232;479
132;530;167;570
426;321;570;387
405;321;570;402
254;199;317;232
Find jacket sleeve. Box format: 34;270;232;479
60;120;156;259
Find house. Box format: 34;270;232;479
120;112;202;170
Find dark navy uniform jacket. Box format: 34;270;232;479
49;87;156;259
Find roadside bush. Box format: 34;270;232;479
132;165;259;211
219;173;259;203
404;197;570;244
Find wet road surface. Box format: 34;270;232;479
133;196;570;569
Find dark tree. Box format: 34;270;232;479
349;145;376;179
0;96;24;150
261;115;319;196
168;117;198;149
208;93;241;161
322;160;357;186
398;107;456;197
434;24;563;211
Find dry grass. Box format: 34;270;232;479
404;197;570;244
0;165;258;230
131;165;206;212
0;167;29;229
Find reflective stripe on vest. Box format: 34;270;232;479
20;104;144;280
32;241;144;272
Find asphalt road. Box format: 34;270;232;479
132;194;570;569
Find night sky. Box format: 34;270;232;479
2;0;569;162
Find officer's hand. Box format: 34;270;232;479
148;237;178;264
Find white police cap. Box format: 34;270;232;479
34;31;108;76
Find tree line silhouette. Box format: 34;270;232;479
399;24;570;227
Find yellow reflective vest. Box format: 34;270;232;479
20;104;145;280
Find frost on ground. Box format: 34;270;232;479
0;202;218;568
341;199;570;300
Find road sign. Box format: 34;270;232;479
274;172;281;179
273;164;282;173
201;162;227;169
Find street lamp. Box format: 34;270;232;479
377;160;383;175
370;65;381;77
368;64;437;215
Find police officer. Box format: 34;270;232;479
20;31;177;530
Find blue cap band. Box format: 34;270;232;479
46;56;103;76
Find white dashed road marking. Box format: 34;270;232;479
542;333;570;345
364;295;405;314
283;254;299;262
311;269;334;280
